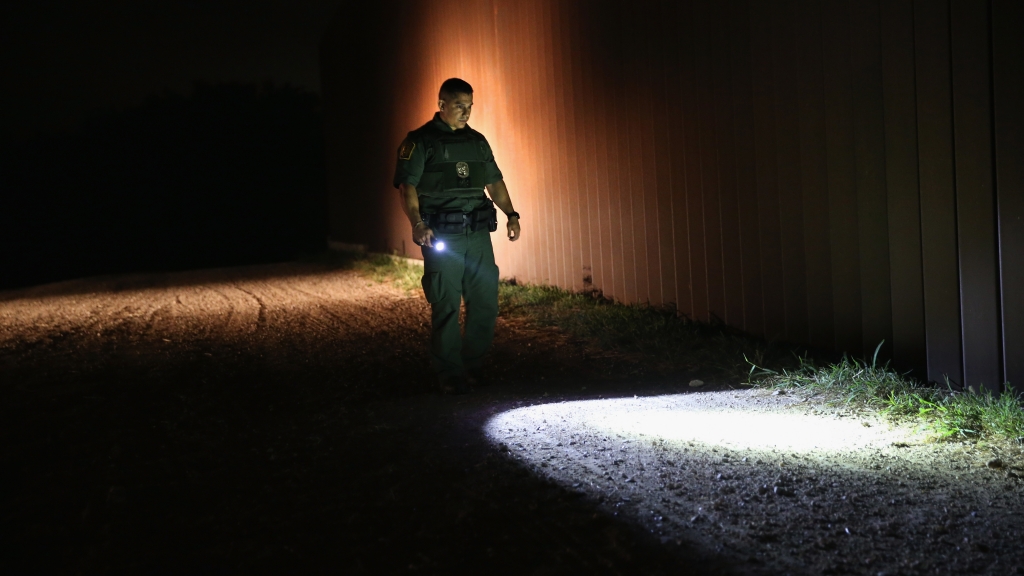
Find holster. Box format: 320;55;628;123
423;201;498;234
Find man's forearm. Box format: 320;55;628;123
398;183;422;225
488;179;521;241
400;183;436;247
486;180;516;215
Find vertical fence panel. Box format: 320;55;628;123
503;2;530;281
693;0;725;319
612;38;638;303
508;3;524;279
591;5;619;301
501;102;520;273
550;1;574;290
500;3;522;280
563;0;584;291
772;0;809;343
749;0;786;340
546;1;568;288
677;0;708;321
589;11;610;297
665;0;693;315
711;0;743;327
993;0;1024;389
539;0;560;285
530;1;548;284
881;0;927;373
639;30;665;305
729;0;764;335
823;0;864;356
564;1;592;293
536;0;559;285
652;0;678;306
851;0;893;358
557;2;583;290
917;1;962;385
625;13;652;303
952;0;1002;392
517;2;539;283
797;0;835;351
915;0;964;386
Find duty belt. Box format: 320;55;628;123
423;204;498;234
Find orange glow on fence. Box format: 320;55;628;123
382;0;524;286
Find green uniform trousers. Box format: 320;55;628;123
420;228;499;379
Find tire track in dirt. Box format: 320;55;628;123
231;284;268;330
0;264;423;378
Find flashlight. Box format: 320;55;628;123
435;241;446;251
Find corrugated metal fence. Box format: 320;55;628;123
321;0;1023;392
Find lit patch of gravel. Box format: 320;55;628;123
485;389;1024;575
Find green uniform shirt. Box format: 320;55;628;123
393;113;503;214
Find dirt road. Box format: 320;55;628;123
2;260;1022;574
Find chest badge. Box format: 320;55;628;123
456;162;470;178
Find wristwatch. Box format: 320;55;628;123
506;211;521;220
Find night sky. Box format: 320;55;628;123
2;0;341;139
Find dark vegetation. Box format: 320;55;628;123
1;82;327;291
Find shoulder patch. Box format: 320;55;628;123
398;139;416;161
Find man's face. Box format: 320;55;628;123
438;92;473;130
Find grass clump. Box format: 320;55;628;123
352;253;423;292
910;388;1024;442
498;281;788;380
750;343;913;407
316;249;423;292
754;343;1024;443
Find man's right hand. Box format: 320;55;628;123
413;221;435;248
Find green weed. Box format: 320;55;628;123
754;342;1023;443
497;281;789;380
352;253;423;292
320;250;423;292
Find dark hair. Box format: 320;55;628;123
439;78;474;101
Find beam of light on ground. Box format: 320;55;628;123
485;392;919;456
589;408;896;452
482;390;1024;575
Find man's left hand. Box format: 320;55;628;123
507;217;521;241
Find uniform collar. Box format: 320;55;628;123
432;112;467;133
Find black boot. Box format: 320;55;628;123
466;369;490;388
440;374;470;395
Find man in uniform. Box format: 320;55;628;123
393;78;521;394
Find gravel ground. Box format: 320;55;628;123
2;259;1022;574
488;391;1024;575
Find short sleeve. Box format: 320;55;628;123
479;137;504;185
393;133;424;188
